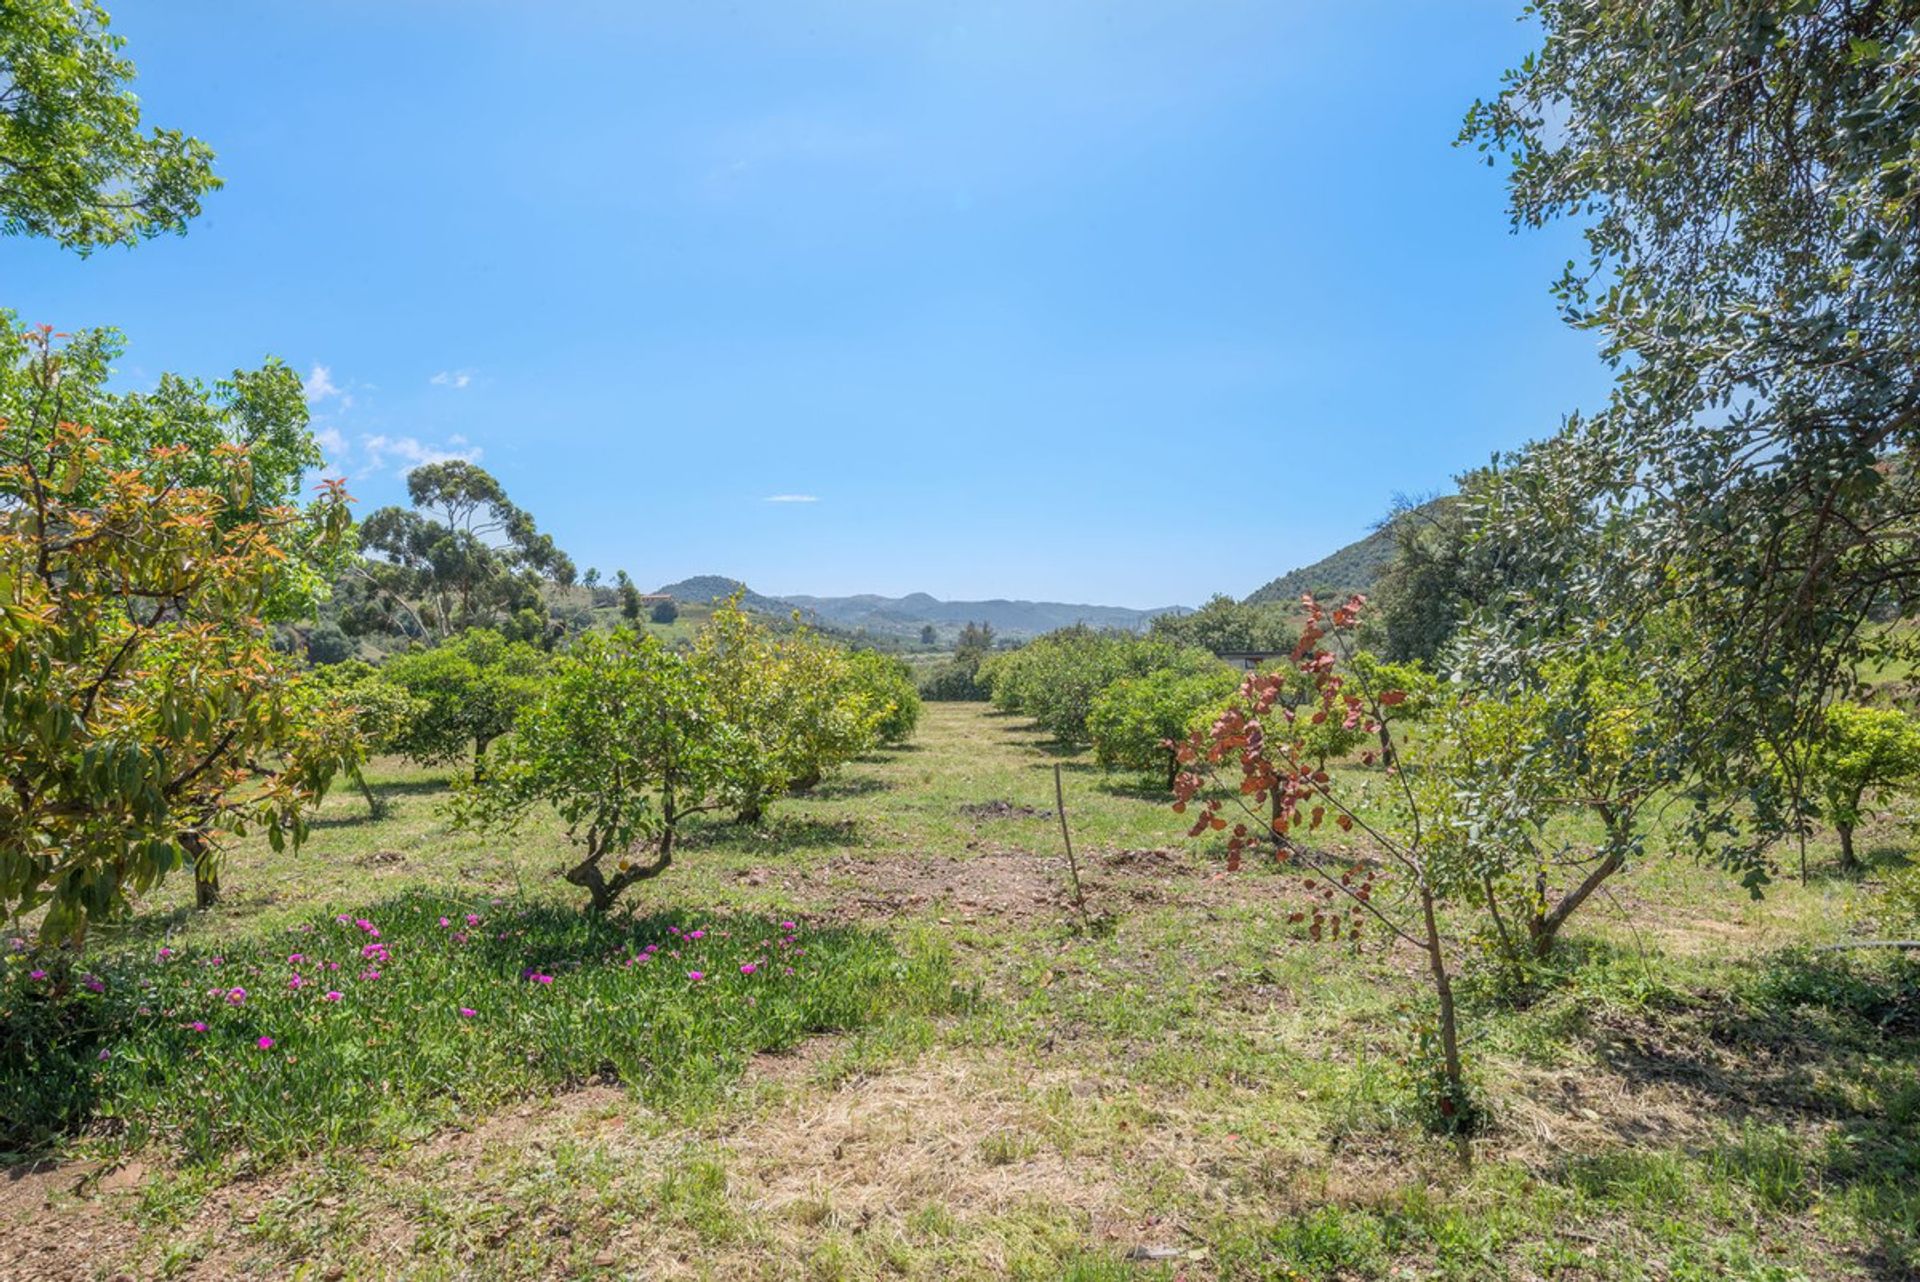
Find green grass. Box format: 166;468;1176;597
4;703;1918;1279
2;893;958;1165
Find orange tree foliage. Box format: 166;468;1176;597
0;326;357;941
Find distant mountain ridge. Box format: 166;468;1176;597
655;575;1186;641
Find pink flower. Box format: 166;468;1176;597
189;1021;209;1032
465;913;481;927
451;932;468;944
256;1036;275;1050
458;1007;476;1018
739;963;758;976
98;1048;111;1061
288;953;304;964
82;974;105;993
28;969;45;981
323;991;343;1002
208;956;224;966
226;987;248;1005
687;970;704;982
335;914;352;925
780;921;795;931
438;917;451;928
157;947;175;960
287;975;304;990
688;930;706;940
358;969;381;981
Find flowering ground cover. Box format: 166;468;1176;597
3;894;957;1165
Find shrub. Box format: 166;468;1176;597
383;629;549;781
454;629;732;913
919;660;987;701
1090;664;1240;788
1808;703;1920;872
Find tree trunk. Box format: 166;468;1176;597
1165;749;1180;792
185;831;219;910
736;795;765;825
1837;820;1858;873
354;769;385;819
472;734;493;783
1418;883;1471;1161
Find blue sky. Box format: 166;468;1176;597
7;1;1612;607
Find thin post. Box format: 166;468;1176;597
1053;764;1092;931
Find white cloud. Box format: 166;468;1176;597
305;363;344;403
764;493;820;503
314;426;347;463
430;370;474;389
359;433;482;476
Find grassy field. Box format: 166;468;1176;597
4;703;1918;1280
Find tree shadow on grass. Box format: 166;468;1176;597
1560;945;1920;1274
804;775;894;800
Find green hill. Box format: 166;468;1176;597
1243;499;1448;606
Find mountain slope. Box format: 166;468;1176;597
1243;499;1448;606
654;576;788;612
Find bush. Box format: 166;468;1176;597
984;628;1216;747
1090;663;1241;788
920;660;987;701
847;650;921;744
651;599;679;624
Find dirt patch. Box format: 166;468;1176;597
353;849;407;867
748;1034;847;1085
816;852;1089;924
958;800;1053;820
0;1157;146;1282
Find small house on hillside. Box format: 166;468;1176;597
637;594;673;607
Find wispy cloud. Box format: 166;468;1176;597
764;493;820;503
360;433;482;476
305;363;346;404
430;369;474;389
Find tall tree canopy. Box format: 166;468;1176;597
1459;0;1920;845
349;461;576;640
1;0;220;253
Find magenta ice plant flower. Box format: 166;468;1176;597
459;1007;476;1018
323;990;343;1002
739;963;758;975
226;987;247;1005
189;1021;209;1032
687;970;704;982
256;1036;275;1050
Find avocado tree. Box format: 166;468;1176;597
382;629;548;781
0;325;356;941
1808;703;1920;873
452;629;737;913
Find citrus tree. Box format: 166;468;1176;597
692;601;886;822
1808;702;1920;873
1090;663;1239;789
0;326;356;941
382;628;548;781
298;660;423;817
452;629;737;913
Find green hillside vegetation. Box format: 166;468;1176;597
1243;498;1450;607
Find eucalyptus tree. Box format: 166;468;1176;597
351;461;576;640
